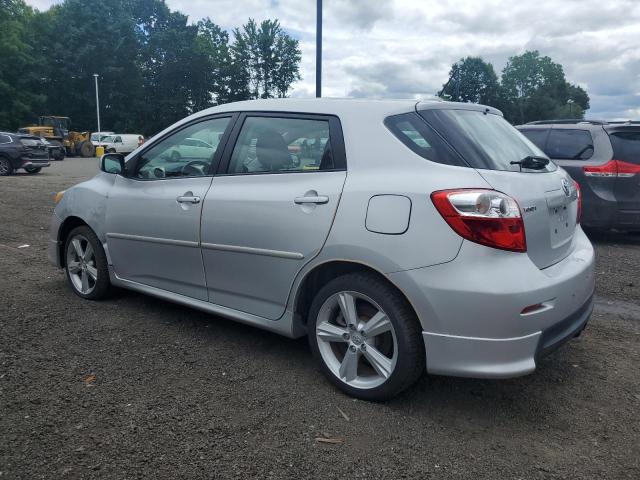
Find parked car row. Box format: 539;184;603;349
517;120;640;232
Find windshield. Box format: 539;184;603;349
419;109;555;172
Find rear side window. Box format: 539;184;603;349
227;116;337;174
609;131;640;164
546;129;594;160
0;135;12;144
519;129;549;150
384;113;466;167
418;109;554;172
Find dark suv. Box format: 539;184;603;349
0;132;50;175
517;120;640;231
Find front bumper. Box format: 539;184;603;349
48;213;63;268
388;227;595;378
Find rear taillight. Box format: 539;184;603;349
431;189;527;253
583;159;640;178
573;180;582;224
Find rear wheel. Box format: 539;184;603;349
64;226;112;300
24;166;42;174
0;157;13;176
308;272;425;401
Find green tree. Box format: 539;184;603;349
500;50;589;124
231;19;301;99
0;0;45;129
438;56;501;106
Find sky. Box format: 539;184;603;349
26;0;640;119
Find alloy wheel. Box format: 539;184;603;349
315;291;398;389
66;234;98;295
0;158;10;175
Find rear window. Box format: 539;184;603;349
519;129;549;150
19;138;40;147
545;129;594;160
609;131;640;164
384;113;466;167
418;109;554;172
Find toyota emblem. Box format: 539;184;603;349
561;178;571;197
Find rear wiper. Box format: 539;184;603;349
510;155;550;171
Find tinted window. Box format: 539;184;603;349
519;129;549;150
384;113;466;167
610;131;640;164
546;129;594;160
419;109;554;172
134;117;230;179
228;116;334;174
0;135;12;144
19;138;40;147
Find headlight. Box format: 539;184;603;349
54;190;66;204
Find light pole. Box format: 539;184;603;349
567;98;574;117
93;73;101;133
316;0;322;98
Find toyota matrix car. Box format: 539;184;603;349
48;99;595;400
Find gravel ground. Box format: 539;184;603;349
1;158;639;479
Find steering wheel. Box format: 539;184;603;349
181;160;209;176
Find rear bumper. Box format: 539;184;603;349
388;227;595;378
19;157;50;169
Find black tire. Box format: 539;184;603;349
0;156;13;176
24;166;42;174
308;272;425;401
63;225;112;300
107;148;116;153
79;141;95;158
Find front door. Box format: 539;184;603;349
105;116;233;300
201;113;347;319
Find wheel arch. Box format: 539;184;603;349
292;260;419;331
57;216;91;267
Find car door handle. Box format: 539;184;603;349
294;195;329;205
176;195;201;204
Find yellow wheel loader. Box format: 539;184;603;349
19;116;95;158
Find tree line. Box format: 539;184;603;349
0;0;301;135
438;51;590;125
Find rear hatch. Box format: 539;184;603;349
417;104;579;269
19;137;49;160
606;126;640;223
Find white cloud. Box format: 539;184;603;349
26;0;640;118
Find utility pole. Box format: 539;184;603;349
316;0;322;98
93;73;101;134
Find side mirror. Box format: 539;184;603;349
100;152;125;174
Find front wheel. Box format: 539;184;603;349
24;166;42;174
308;272;425;401
64;226;112;300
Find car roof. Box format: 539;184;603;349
201;97;422;117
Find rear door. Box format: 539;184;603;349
418;106;579;269
608;128;640;225
200;113;347;320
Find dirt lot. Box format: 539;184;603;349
1;158;639;479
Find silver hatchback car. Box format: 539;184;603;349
49;99;595;400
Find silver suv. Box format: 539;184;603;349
49;99;595;400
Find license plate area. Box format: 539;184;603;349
546;190;575;248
